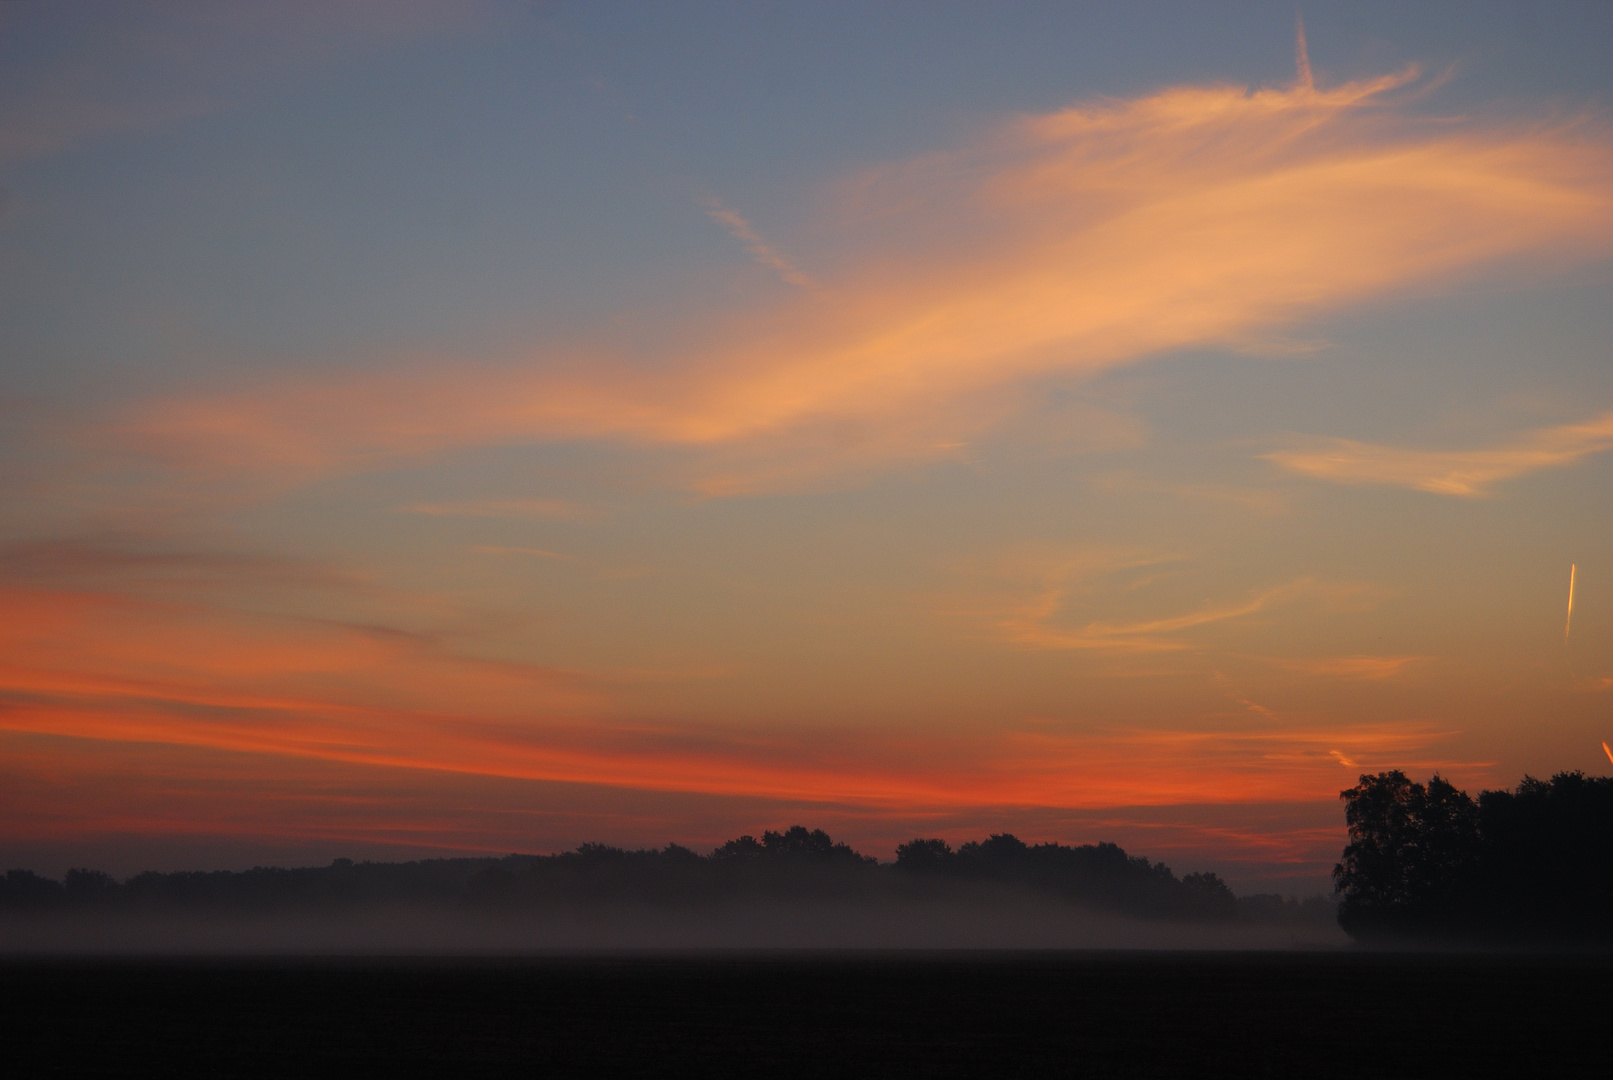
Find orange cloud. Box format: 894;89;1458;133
115;68;1613;494
1265;654;1423;680
1265;410;1613;495
0;587;595;725
0;586;1477;813
0;534;363;595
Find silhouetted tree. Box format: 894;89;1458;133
762;826;864;861
1334;771;1478;937
1180;872;1238;919
899;834;1233;918
1472;771;1613;938
1334;769;1613;941
712;835;766;861
711;827;871;865
660;843;702;863
894;838;954;871
1;869;66;911
570;843;631;865
957;833;1029;868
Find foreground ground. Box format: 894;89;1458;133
4;952;1607;1077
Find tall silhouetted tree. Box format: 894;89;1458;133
1334;771;1478;936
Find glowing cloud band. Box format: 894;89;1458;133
119;69;1613;496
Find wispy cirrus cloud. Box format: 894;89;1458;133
0;724;1411;881
0;592;1476;810
1263;654;1423;680
402;498;599;519
111;66;1613;495
951;545;1384;656
1265;409;1613;495
0;572;1484;844
0;586;595;727
0;533;363;593
996;585;1283;654
704;199;816;289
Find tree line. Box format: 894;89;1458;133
2;825;1324;924
1335;770;1613;942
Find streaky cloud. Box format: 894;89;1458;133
1262;654;1423;681
957;544;1384;654
0;584;1480;810
403;497;598;519
114;66;1613;496
704;199;816;288
1265;409;1613;495
0;533;363;593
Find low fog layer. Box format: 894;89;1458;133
0;895;1346;955
1;827;1340;953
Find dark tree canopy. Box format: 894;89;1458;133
897;832;1237;919
1334;771;1478;922
1335;770;1613;941
893;838;953;870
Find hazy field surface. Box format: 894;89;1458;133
5;953;1607;1077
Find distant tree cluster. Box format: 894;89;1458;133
713;826;872;864
0;825;1279;923
1335;770;1613;941
894;833;1239;921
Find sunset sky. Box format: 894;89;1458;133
4;1;1613;893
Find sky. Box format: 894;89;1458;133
3;1;1613;893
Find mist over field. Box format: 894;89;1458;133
1;826;1342;954
0;893;1344;955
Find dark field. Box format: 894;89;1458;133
3;952;1608;1078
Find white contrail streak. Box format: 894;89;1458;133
1565;562;1576;641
